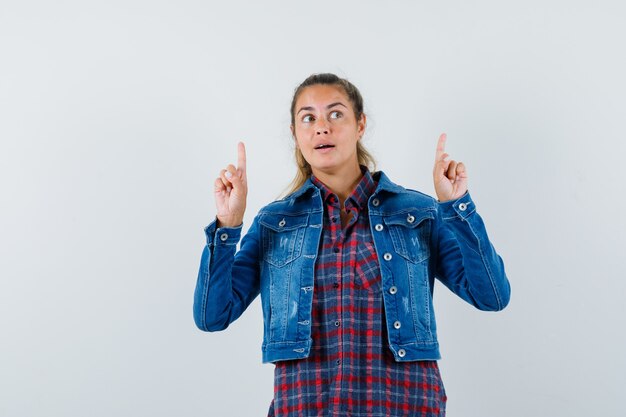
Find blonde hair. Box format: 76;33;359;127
283;73;376;197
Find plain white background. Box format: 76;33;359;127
1;1;625;416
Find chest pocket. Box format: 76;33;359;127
260;213;309;267
383;210;434;263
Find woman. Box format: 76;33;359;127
194;73;511;416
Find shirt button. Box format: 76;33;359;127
335;320;340;327
383;253;392;261
333;283;339;288
333;247;340;253
371;198;380;207
398;349;406;358
331;217;337;223
219;233;228;241
374;223;383;231
389;286;397;294
336;359;341;365
394;320;401;329
459;203;467;211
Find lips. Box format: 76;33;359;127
314;143;335;150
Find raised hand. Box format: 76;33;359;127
433;133;468;203
214;142;248;227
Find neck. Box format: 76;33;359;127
312;163;363;206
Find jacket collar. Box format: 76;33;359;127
371;170;406;194
286;169;405;201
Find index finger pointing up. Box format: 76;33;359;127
435;133;447;162
237;141;247;173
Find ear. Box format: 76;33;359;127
357;114;367;139
291;125;301;150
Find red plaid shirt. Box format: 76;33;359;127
267;169;447;417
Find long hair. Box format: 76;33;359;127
283;73;376;196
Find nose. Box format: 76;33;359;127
315;119;329;135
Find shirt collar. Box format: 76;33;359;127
310;166;377;210
285;169;405;202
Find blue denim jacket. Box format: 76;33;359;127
193;171;510;364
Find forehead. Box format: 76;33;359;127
296;84;350;107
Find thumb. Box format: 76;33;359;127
226;170;247;195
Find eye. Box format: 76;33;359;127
302;114;314;123
329;110;342;119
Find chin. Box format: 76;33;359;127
308;158;340;172
311;164;347;178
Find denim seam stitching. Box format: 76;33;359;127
199;244;211;330
465;217;502;310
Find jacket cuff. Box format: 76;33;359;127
437;190;476;220
204;218;243;247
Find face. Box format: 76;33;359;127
291;84;366;176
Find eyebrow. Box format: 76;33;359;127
297;102;348;115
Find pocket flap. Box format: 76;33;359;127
383;210;433;228
260;213;309;232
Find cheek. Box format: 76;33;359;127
294;127;314;146
293;125;307;141
294;136;308;153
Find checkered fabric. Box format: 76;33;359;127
267;169;447;417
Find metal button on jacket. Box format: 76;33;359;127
398;349;406;357
374;223;383;231
371;198;380;207
278;218;286;227
389;286;397;294
219;233;228;242
407;214;415;223
459;203;467;211
383;253;392;261
394;320;401;329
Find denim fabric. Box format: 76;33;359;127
193;170;511;364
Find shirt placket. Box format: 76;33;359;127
326;199;344;415
342;203;360;416
331;200;361;416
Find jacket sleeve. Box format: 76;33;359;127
433;191;511;311
193;214;262;331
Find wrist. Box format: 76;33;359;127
216;215;243;228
